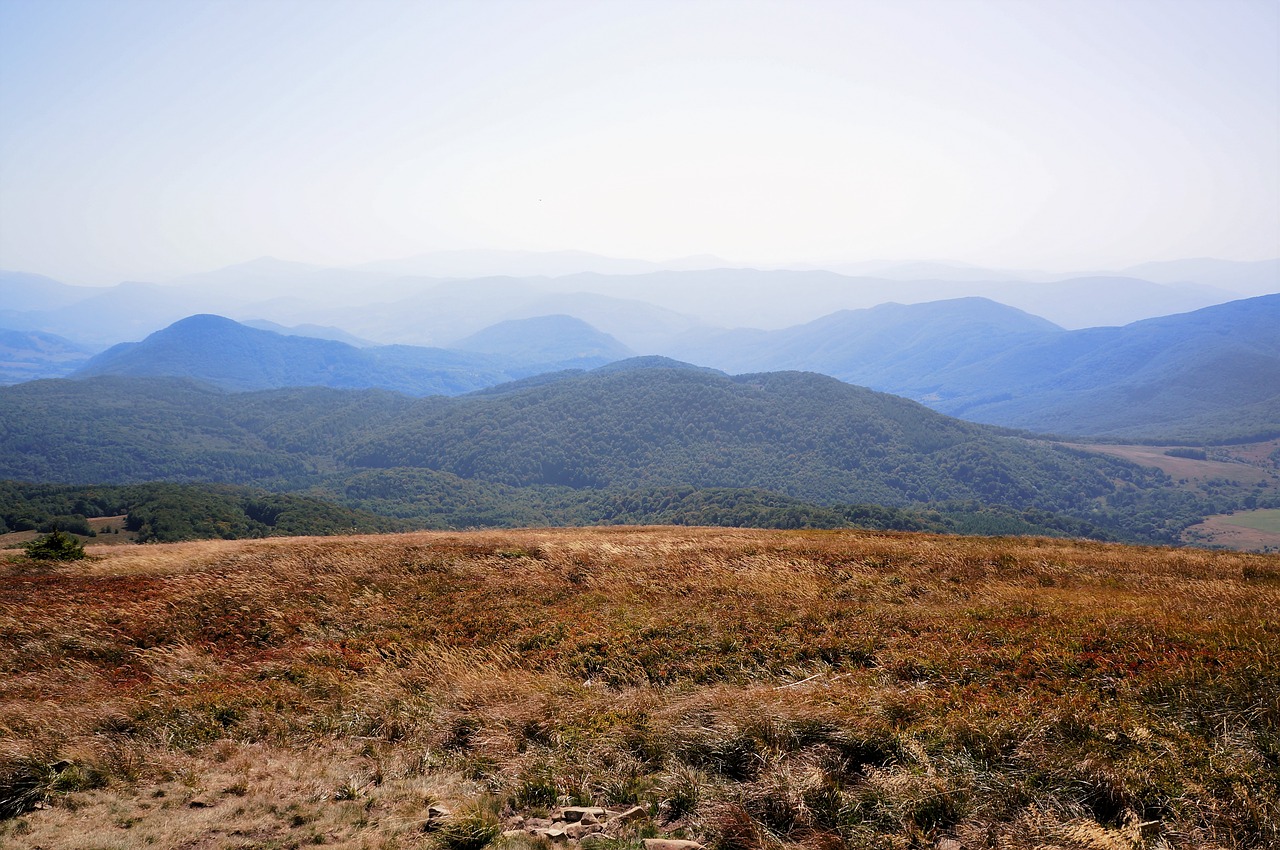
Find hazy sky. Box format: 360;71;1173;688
1;0;1277;284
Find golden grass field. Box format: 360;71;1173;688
1;527;1277;850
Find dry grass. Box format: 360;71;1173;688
1;527;1276;849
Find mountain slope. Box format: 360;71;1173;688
553;268;1233;330
983;276;1236;329
343;364;1132;508
0;270;103;313
931;295;1280;439
240;319;375;347
0;365;1231;542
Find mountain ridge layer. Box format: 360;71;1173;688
0;363;1220;544
72;313;632;394
663;295;1280;441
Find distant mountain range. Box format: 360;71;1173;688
48;293;1278;442
73;314;629;394
666;295;1280;441
3;255;1272;350
3;252;1276;442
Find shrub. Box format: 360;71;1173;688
24;529;86;561
436;804;501;850
0;758;51;820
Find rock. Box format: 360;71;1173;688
535;828;570;843
937;840;963;850
580;812;600;825
557;806;608;823
566;823;606;840
609;805;648;825
643;841;704;850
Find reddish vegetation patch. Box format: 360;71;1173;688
0;528;1276;849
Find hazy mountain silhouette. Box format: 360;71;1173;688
72;314;630;394
666;295;1278;440
1116;258;1279;297
453;314;634;368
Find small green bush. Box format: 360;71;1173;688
24;529;86;561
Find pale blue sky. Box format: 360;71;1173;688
1;0;1277;284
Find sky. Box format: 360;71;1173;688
1;0;1277;285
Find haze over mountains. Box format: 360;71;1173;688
2;249;1277;549
2;252;1271;350
7;289;1271;444
668;295;1280;441
1;251;1276;439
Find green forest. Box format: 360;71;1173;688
1;366;1274;545
0;481;403;543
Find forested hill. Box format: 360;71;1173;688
341;365;1140;510
1;363;1171;522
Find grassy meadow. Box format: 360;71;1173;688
0;527;1276;849
1220;510;1280;534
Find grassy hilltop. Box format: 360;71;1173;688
1;528;1276;849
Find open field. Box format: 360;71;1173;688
1066;442;1279;488
1;528;1277;849
1182;510;1280;552
0;516;137;551
1219;509;1280;534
